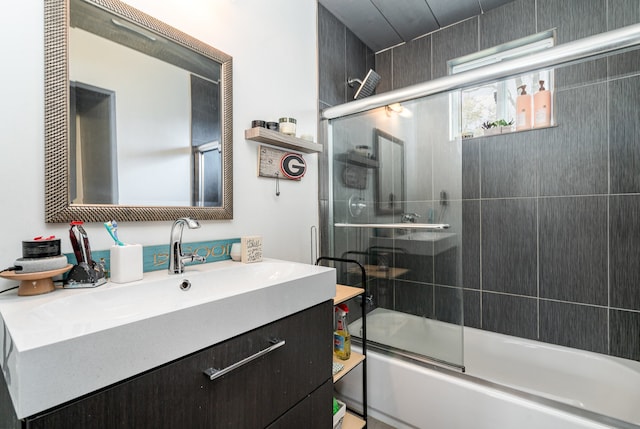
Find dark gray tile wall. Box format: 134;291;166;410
479;0;536;49
319;0;640;362
607;0;640;79
482;292;538;339
461;139;480;199
481;198;537;296
432;18;478;79
434;286;463;324
395;280;434;318
538;197;608;305
610;195;640;312
317;4;374;276
462;200;480;290
609;76;640;193
463;289;481;328
610;309;640;361
391;35;432;89
318;5;375;106
318;5;346;107
538;84;608;197
538;0;608;90
539;300;608;354
480;131;537;198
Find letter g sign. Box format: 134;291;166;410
280;153;306;180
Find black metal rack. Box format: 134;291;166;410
316;256;368;428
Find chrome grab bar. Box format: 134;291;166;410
203;338;285;381
334;223;450;230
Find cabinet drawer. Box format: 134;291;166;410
266;378;333;429
26;301;333;429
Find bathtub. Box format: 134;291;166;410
338;308;640;429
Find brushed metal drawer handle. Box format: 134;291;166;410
203;338;286;381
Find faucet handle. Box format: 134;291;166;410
182;252;206;264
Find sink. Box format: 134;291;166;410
370;231;458;256
0;258;335;418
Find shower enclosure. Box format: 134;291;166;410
322;22;640;372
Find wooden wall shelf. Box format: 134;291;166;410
245;127;323;154
334;152;379;168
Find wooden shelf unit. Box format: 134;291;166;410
319;257;368;428
343;411;366;429
332;283;367;427
334;284;364;305
244;127;323;154
333;351;365;383
349;264;409;279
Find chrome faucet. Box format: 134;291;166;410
168;217;206;274
399;212;421;235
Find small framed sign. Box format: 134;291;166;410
280;152;306;179
241;235;263;263
258;146;306;180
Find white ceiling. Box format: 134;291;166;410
319;0;516;52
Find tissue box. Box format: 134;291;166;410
110;244;143;283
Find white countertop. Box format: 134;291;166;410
0;258;335;418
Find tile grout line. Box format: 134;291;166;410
535;89;541;341
604;0;611;352
478;135;483;330
606;53;611;356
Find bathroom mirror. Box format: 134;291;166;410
44;0;233;222
374;128;405;215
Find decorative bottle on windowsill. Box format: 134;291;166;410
534;80;551;128
516;84;532;131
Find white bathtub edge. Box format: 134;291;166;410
336;346;640;429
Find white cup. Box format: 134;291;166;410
230;243;241;261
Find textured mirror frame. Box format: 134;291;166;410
44;0;233;222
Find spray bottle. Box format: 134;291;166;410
334;303;351;360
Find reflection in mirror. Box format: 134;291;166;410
44;0;233;222
374;128;405;215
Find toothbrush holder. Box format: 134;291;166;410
110;244;143;283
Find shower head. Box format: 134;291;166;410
348;69;381;100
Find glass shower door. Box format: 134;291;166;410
327;90;464;369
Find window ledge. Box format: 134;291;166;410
458;124;558;141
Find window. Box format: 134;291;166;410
448;31;555;138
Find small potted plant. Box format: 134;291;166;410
481;119;514;136
496;118;514;134
481;120;500;136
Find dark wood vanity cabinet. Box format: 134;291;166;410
23;301;333;429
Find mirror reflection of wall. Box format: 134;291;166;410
70;26;193;205
191;75;221;207
70;81;118;204
374;129;405;215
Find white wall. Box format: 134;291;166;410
71;28;192;205
0;0;319;291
